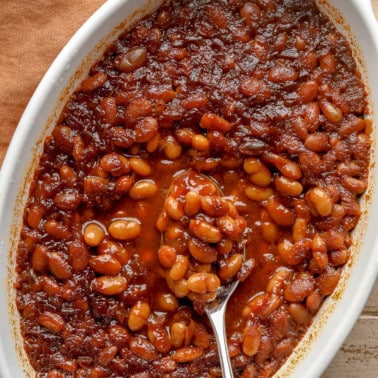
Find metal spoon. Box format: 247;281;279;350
161;169;246;378
204;273;242;378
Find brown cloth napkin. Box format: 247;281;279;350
0;0;105;166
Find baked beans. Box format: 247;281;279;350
15;0;370;377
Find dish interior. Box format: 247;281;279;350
0;0;377;377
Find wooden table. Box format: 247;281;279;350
0;1;377;377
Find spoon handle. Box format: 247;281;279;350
206;301;234;378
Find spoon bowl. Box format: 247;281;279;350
159;169;251;377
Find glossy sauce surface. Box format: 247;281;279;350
15;1;370;377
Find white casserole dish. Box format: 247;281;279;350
0;0;377;377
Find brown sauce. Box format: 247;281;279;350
14;1;370;377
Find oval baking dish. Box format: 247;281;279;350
0;1;377;377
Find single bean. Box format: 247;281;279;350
239;78;272;101
243;157;263;174
38;311;66;333
216;215;246;240
274;176;303;197
201;196;229;217
108;324;131;347
292;116;308;140
288;303;312;325
129;157;152;176
108;218;141;240
44;219;71;240
261;217;279;243
245;184;273;202
155;292;179;312
243;292;281;319
306;289;323;313
304;102;320;132
158;245;177;268
341;176;367;194
181;94;208;110
278;238;312;266
292;217;308;242
115;175;134;195
317;267;341;295
156;209;170;232
264;152;302;180
306;187;333;216
115;47;147;73
217;238;233;254
27;204;44;229
320;52;335;74
304;132;329;152
48;252;72;280
189;219;222;244
170;322;188;348
124;97;152;123
152;357;177;374
175;128;195;145
92;275;128;296
31;245;49;273
200;112;232;133
268;65;298;83
192;134;210;151
311;234;328;270
284;273;316;302
184;191;202;216
319;99;343;123
89;255;122;276
218;254;243;281
188;238;218;263
41;276;62;296
169;255;189;281
83;222;106;247
298;80;318;103
242;325;261;357
129;179;158;199
81;72;107;92
144;85;176;101
100;153;130;176
265;268;293;294
146;132;161;153
47;371;64;378
83;176;109;195
68;240;90;272
163;135;182;159
249;165;272;187
266;197;296;226
97;345;118;367
134;117;159;143
164;196;184;220
172;347;204;363
128;301;151;331
129;336;158;362
330;249;351;267
166;275;190;298
101;96;117;125
98;239;131;265
147;325;171;353
240;2;262;28
193;322;210;349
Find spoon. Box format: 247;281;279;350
159;169;248;378
204;273;242;378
